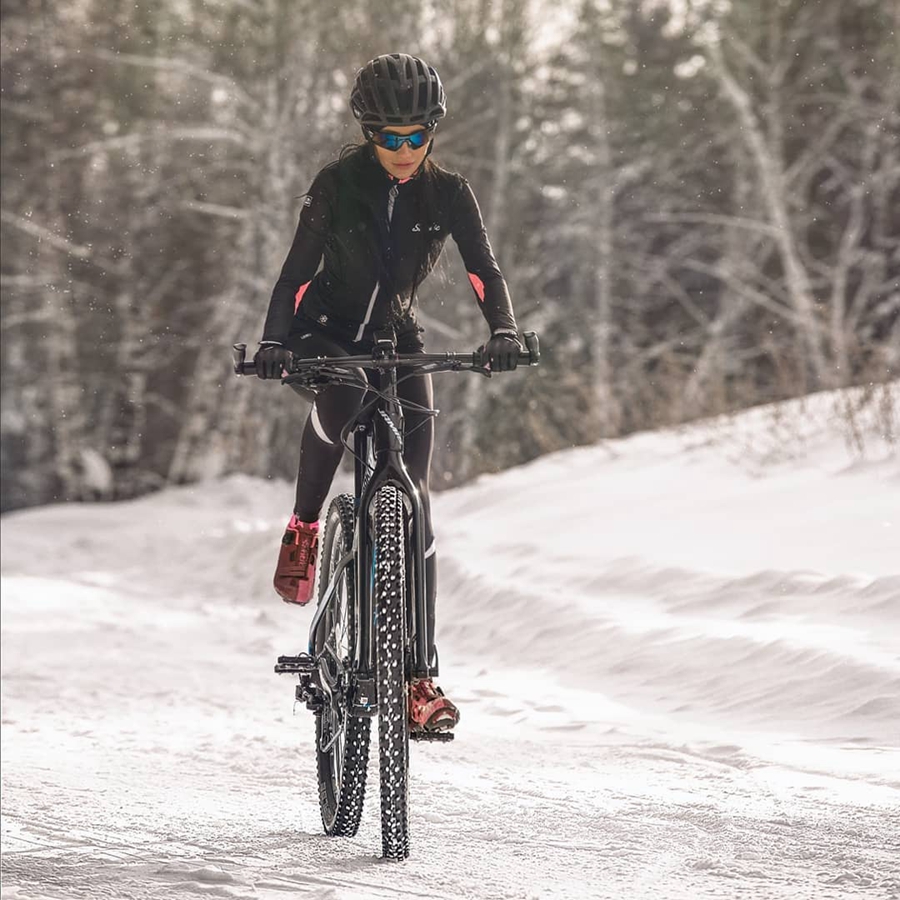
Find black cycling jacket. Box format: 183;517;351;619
261;145;517;345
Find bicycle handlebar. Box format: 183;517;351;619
231;331;540;377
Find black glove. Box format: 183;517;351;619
481;332;522;372
254;342;292;380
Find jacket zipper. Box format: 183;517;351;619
354;183;399;342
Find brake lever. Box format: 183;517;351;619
283;371;362;390
417;360;492;378
282;372;324;388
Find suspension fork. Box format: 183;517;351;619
381;367;430;679
355;370;432;682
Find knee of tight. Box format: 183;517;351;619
312;374;368;444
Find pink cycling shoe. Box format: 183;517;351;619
274;515;319;605
409;678;460;732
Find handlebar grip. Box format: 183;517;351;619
232;343;257;375
522;331;540;365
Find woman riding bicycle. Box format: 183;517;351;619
255;53;521;732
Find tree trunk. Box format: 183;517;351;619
455;23;516;482
708;38;831;389
589;76;620;437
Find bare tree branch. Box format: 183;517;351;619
181;201;249;220
0;308;59;327
1;209;92;258
89;49;256;110
646;211;780;237
0;273;58;289
51;126;250;162
680;257;827;333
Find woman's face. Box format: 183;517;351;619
372;125;431;179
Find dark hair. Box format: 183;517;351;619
328;142;445;328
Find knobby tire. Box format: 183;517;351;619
374;485;411;859
315;493;371;837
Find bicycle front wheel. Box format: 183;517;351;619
315;493;371;837
373;484;411;860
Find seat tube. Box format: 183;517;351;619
357;517;374;677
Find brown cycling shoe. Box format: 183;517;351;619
274;515;319;605
409;678;460;732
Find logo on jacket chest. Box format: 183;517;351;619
411;223;442;233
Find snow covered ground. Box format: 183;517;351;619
2;385;899;899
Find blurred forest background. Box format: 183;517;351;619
1;0;898;512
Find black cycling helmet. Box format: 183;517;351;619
350;53;447;128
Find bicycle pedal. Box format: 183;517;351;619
409;730;455;742
274;653;315;675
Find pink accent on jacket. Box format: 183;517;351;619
294;281;311;313
468;272;486;303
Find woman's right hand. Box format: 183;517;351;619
254;342;293;379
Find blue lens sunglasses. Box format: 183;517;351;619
365;125;436;152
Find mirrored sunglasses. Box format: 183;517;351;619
366;126;435;152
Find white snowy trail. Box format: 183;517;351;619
2;388;900;899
